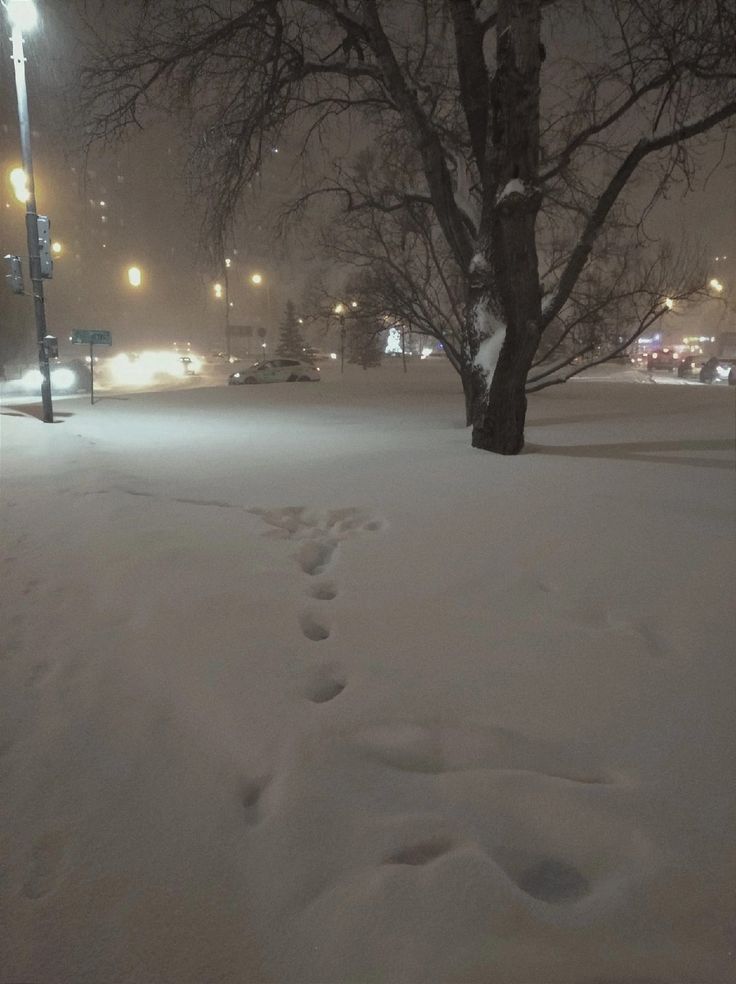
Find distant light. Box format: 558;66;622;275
329;352;337;360
251;272;263;285
127;265;142;287
334;303;346;315
214;282;223;299
99;200;106;207
9;167;29;203
350;300;358;309
51;241;62;255
225;257;232;268
709;278;724;292
297;318;303;324
261;342;267;348
52;367;76;390
664;297;674;309
6;1;38;32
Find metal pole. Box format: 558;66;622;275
340;315;346;374
11;25;53;423
224;262;231;359
89;342;94;404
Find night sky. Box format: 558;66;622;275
1;1;734;364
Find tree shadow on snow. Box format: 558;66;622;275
527;438;734;470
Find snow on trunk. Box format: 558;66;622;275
472;298;506;382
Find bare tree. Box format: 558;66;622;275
79;0;736;453
311;142;706;420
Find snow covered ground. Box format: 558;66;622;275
1;360;734;984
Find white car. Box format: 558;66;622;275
228;358;320;384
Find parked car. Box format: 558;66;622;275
699;356;736;385
228;358;321;384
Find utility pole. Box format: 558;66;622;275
9;9;53;422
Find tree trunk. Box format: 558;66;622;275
470;0;543;454
461;363;488;426
471;325;538;452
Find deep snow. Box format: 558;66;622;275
1;360;735;983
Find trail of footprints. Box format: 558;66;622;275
240;507;633;921
237;508;382;840
251;506;383;659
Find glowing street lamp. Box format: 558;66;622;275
664;297;674;310
51;240;62;255
250;272;262;285
709;278;724;293
9;166;29;203
213;282;223;299
5;0;54;422
127;265;142;287
6;0;38;31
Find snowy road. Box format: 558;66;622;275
1;362;735;983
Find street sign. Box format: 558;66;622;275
71;329;112;346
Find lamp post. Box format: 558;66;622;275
250;272;272;335
6;0;53;422
333;300;358;374
334;303;347;373
224;257;232;359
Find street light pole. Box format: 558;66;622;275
9;10;53;423
339;313;346;373
224;259;231;359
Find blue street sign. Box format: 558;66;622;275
71;329;112;346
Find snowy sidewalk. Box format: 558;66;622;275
1;365;734;983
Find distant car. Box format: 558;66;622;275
699;356;736;385
307;351;338;363
676;355;701;378
21;358;91;394
647;348;681;371
228;358;321;384
179;356;196;375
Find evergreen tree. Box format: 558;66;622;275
347;313;383;370
275;300;307;359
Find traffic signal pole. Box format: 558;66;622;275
11;23;53;423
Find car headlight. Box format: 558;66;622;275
51;367;77;390
21;368;43;390
233;372;241;378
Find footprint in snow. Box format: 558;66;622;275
241;776;270;825
304;665;346;704
299;611;331;642
298;539;338;577
308;579;338;601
